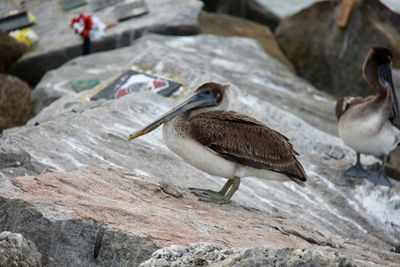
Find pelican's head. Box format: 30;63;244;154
363;47;399;116
191;82;230;114
363;47;393;87
127;82;230;141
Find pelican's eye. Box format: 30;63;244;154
204;90;211;95
215;92;223;104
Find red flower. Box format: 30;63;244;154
70;13;94;38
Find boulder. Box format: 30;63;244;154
1;34;399;266
0;74;35;132
199;11;295;71
201;0;280;30
1;166;399;266
31;34;336;135
0;167;160;266
275;0;400;97
6;0;202;86
0;231;42;267
0;30;27;73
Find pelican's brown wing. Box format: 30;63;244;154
189;111;307;185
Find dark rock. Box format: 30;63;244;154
201;0;280;30
275;0;400;97
0;74;35;132
0;231;42;267
0;146;47;180
0;30;27;72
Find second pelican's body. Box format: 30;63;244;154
336;47;400;187
129;82;307;203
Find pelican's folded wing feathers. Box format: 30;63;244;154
189;111;307;185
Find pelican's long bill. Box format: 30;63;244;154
127;90;217;141
379;63;400;117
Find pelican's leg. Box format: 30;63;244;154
190;178;238;204
344;153;370;178
372;154;392;188
219;178;234;195
224;176;240;201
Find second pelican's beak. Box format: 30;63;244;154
379;63;400;117
127;90;216;141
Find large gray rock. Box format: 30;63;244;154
1;166;399;266
31;34;337;135
0;169;160;266
275;0;400;97
0;231;42;267
0;34;399;265
6;0;202;86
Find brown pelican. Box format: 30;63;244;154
128;82;307;204
336;47;400;188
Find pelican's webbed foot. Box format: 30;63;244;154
344;152;371;179
343;164;371;178
371;154;392;188
189;188;231;204
372;172;392;188
190;176;240;204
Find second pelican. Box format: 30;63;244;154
128;82;307;203
336;47;400;187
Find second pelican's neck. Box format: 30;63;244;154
373;81;390;99
367;85;390;114
363;58;389;99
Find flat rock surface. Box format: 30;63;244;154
4;0;202;86
1;165;399;266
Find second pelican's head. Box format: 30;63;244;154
363;47;399;117
127;82;230;141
